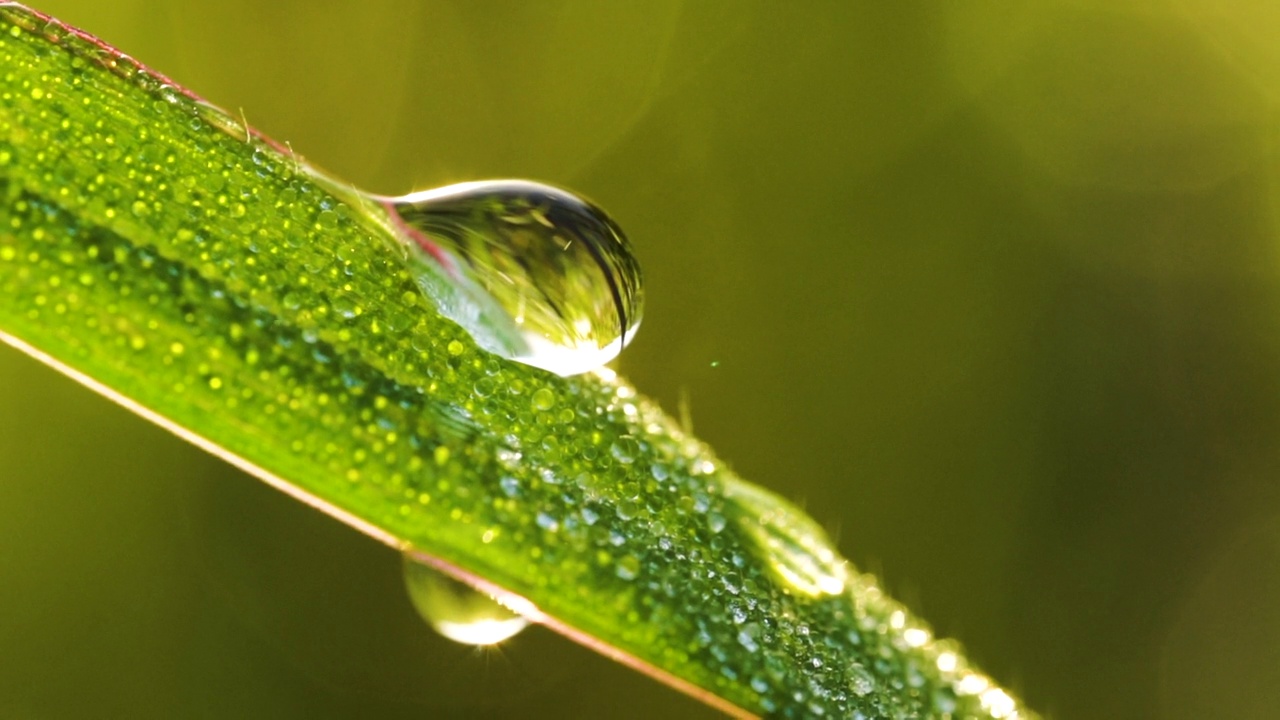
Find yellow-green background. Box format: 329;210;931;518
4;2;1280;718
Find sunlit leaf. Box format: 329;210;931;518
0;5;1033;718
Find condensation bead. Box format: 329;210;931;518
402;556;528;646
382;180;643;379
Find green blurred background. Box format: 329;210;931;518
4;1;1280;718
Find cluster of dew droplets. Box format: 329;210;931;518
372;177;997;717
0;6;1032;714
383;178;868;708
378;180;643;377
392;179;644;644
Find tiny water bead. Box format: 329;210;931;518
402;555;530;646
379;180;643;377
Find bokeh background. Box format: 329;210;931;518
4;1;1280;718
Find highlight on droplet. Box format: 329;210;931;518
376;180;643;377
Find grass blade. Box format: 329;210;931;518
0;4;1033;717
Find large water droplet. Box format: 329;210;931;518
721;477;850;598
402;555;529;646
381;180;643;376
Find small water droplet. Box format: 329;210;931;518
402;555;529;646
616;499;639;520
382;180;643;376
499;476;521;497
615;554;641;580
721;477;850;598
849;664;876;697
531;387;556;411
473;376;496;397
707;511;727;534
934;686;959;714
40;19;68;44
610;436;639;464
535;511;559;531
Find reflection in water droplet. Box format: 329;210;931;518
721;477;850;598
402;555;529;646
381;180;643;376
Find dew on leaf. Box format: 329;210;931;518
381;180;643;377
615;554;641;581
402;555;529;646
721;476;850;598
0;5;1034;714
531;386;555;411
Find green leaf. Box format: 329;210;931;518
0;4;1033;718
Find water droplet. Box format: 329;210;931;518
610;436;639;464
615;554;641;580
381;180;643;376
402;555;529;646
499;475;521;497
849;663;876;697
737;623;762;653
535;511;559;531
531;387;556;411
721;477;850;598
707;511;727;534
40;19;68;44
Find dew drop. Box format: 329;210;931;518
849;664;876;697
721;477;850;598
615;554;641;581
535;511;559;531
402;555;529;646
707;511;727;534
382;180;643;376
39;19;68;43
499;475;521;497
610;436;639;464
531;387;556;411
